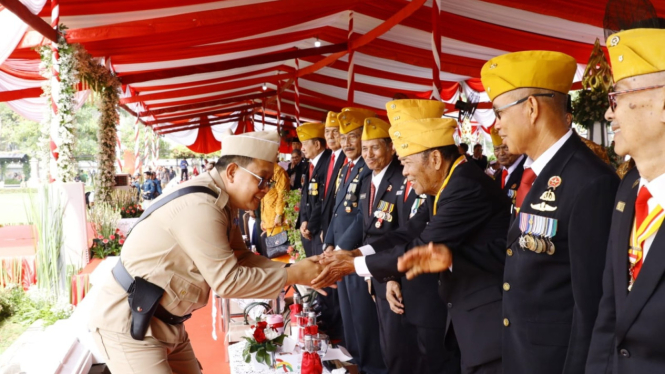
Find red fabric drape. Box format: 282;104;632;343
186;118;221;154
465;78;485;92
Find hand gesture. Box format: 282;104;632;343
311;251;356;289
386;281;404;315
300;222;311;240
397;242;452;280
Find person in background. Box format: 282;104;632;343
131;173;142;201
151;171;162;198
458;143;470;159
192;164;200;177
180;159;189;181
260;163;290;242
169;167;176;180
287;149;307;190
490;128;526;203
141;171;155;209
472;143;488;170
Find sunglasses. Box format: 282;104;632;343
236;164;275;190
608;85;665;111
493;93;554;120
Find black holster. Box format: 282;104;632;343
127;276;164;341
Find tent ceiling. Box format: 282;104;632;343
2;0;665;148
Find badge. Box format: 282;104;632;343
344;201;348;206
387;185;393;192
547;176;562;189
524;234;536;251
375;221;382;228
546;238;555;255
352;202;357;208
345;207;352;213
540;190;556;202
519;213;558;254
360;193;367;200
531;201;557;212
616;201;625;212
511;184;517;189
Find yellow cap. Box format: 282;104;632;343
296;122;325;142
385;99;445;126
362;117;391;141
490;127;503;147
481;51;577;101
389;118;457;158
337;110;366;135
341;107;376;119
607;28;665;83
325;111;340;127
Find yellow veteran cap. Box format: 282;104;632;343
220;130;280;162
337;110;367;135
481;51;577;101
389;118;457;158
296;122;325;142
325;111;340;127
490;127;503;147
362;117;391;141
385;99;446;126
341;107;376;119
606;28;665;83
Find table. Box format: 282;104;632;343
228;341;333;374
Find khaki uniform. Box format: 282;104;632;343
260;164;290;236
89;167;287;373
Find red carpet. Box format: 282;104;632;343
185;293;231;374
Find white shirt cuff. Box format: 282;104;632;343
354;256;372;278
358;245;375;256
334;246;341;251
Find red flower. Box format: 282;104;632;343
121;208;125;211
103;239;109;244
256;321;268;329
287;246;294;254
131;210;136;214
119;239;125;245
294;206;300;212
110;235;116;240
253;328;266;343
116;228;120;233
97;235;104;240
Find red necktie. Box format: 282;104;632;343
345;162;354;183
325;153;335;198
501;169;508;189
369;182;376;216
515;168;536;210
632;186;653;279
404;181;411;202
309;163;314;180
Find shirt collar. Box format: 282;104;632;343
523;130;573;176
310;151;324;168
372;163;390;187
207;167;230;209
639;172;665;210
332;148;343;160
349;156;361;166
506;154;525;174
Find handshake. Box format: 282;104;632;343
285;248;362;293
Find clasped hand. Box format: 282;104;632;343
309;248;358;289
397;242;452;280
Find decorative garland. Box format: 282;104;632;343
284;189;306;262
38;26;79;182
572;39;613;130
76;47;122;203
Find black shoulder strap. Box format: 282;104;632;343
128;186;218;237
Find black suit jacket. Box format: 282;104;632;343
494;155;526;198
321;150;347;238
299;149;331;237
357;158;404;300
288;160;308;190
366;160;510;367
324;158;371;250
587;168;665;373
502;133;619;374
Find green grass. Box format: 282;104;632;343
0;193;31;226
0;316;29;354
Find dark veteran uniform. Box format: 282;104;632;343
481;51;620;374
321;111;348;241
324;109;385;374
586;28;665;374
359;114;510;374
296;122;331;257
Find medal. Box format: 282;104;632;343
546;238;555;255
519;235;527;249
375;221;382;228
345;207;351;213
535;237;544;253
524;234;536;251
352;202;357;208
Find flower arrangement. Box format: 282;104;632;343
120;203;143;219
89;202;122;239
242;320;287;366
572;87;611;130
284;189;306;262
91;229;125;259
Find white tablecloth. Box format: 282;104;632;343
228;342;333;374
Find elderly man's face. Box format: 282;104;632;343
325;127;341;151
493;91;536;155
362;139;394;172
339;128;363;161
300;139;321;159
400;152;442;196
494;144;520;168
605;73;665;157
291;151;302;164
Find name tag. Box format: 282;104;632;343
359;193;367;200
396;190;404;196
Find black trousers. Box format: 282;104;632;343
180;168;188;181
375;297;417;374
338;274;387;374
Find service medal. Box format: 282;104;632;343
375;221;382;228
535;237;544;253
345;207;352;213
546;239;555;255
352;202;357;208
525;235;536;252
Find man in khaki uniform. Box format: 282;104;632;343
89;130;322;374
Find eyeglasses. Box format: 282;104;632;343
236;164;275;190
493;93;554;120
339;133;360;144
608;85;665;111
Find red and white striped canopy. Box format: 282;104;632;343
2;0;664;152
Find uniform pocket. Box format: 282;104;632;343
527;321;571;347
163;274;202;316
464;284;502;311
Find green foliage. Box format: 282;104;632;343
284;189;306;261
572;88;611;130
0;285;72;327
0;104;41;156
22;156;31;180
4;178;20;185
0;286;24;323
91;229;125;259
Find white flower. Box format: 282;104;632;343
264;328;280;341
245;328;255;338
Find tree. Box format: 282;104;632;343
0;103;41;156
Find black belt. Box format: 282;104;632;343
112;260;192;325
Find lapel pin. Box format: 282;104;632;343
531;202;557;212
387;185;393;192
616;201;625;212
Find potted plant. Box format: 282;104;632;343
242;320;287;370
91;229;125;259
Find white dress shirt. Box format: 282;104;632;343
503;154;525;186
523;130;573;177
310;150;324;169
638;173;665;262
